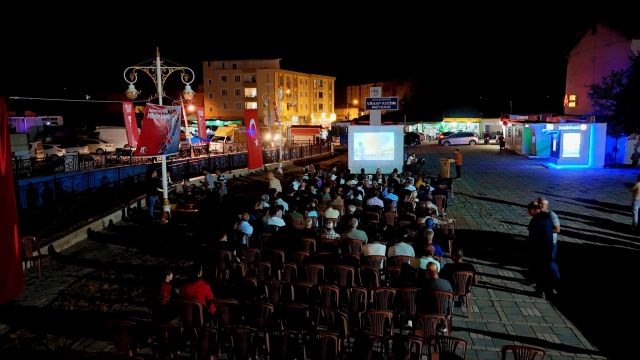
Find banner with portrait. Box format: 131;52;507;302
134;104;182;156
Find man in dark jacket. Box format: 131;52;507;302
526;201;557;299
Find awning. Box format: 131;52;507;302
444;118;481;123
291;128;321;136
214;127;235;137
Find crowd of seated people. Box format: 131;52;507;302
118;164;485;359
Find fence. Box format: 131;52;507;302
14;143;330;238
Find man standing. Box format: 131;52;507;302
453;149;462;179
526;201;557;299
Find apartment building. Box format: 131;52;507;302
202;59;336;128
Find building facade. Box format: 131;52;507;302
202;59;336;128
346;82;411;113
564;24;640;115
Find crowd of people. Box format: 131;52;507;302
140;162;480;358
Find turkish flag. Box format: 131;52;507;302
0;97;24;303
244;109;264;169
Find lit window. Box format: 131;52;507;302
245;102;258;109
244;88;257;97
567;94;577;108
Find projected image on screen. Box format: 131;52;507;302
353;132;394;160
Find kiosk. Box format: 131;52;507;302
544;123;607;168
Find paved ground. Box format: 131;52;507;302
1;143;637;359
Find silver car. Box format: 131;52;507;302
440;131;479;146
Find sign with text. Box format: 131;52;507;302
365;96;399;111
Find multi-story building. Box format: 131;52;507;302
564;24;639;115
202;59;336;129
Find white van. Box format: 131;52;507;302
94;126;134;149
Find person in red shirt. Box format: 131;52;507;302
158;267;174;305
180;264;216;315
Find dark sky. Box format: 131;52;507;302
1;6;637;123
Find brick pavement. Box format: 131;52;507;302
1;144;637;359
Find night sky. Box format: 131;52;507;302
1;6;637;125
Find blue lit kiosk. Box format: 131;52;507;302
543;122;607;169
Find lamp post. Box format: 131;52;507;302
123;47;195;224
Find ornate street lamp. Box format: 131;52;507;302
123;48;195;224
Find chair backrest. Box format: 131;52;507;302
317;331;340;360
360;265;381;288
372;287;397;310
418;314;449;340
318;284;340;309
367;255;386;270
396;287;419;316
450;271;474;296
282;263;298;283
390;255;414;267
213;298;240;328
305;263;325;284
107;320;137;357
434;335;467;359
174;298;205;329
292;217;306;229
230;326;257;359
424;290;454;317
331;265;355;288
302;237;317;255
501;344;546;360
21;235;41;258
363;310;394;337
348;286;369;314
342;239;363;256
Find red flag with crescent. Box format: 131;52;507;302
0;96;24;303
244;109;264;169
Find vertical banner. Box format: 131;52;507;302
134;104;182;156
122;102;139;148
0;97;24;303
244;109;264;169
196;107;207;141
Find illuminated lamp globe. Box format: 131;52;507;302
182;84;195;100
125;84;139;100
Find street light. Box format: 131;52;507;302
123;47;195;224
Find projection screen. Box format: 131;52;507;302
348;125;404;174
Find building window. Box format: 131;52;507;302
568;94;577;108
318;91;324;99
245;88;257;97
222;102;229;110
319;103;324;111
209;107;213;112
208;79;212;85
220;75;228;82
318;79;324;87
235;102;243;110
209;93;213;99
221;89;228;96
234;75;241;82
246;102;258;109
232;64;237;69
234;88;242;96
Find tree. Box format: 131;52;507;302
588;55;640;163
588;55;640;137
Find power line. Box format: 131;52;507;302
9;96;147;104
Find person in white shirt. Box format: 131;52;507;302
366;190;384;208
362;234;387;257
388;237;415;257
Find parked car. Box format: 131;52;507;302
43;144;66;158
59;144;90;155
437;131;456;144
78;139;116;154
404;132;422;146
440;132;479;146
